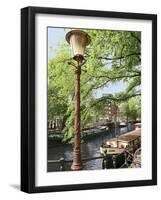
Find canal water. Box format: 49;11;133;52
48;126;133;172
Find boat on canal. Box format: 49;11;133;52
100;127;141;168
100;128;141;153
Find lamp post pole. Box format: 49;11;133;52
66;30;90;170
71;61;82;170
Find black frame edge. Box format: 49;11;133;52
152;14;157;185
21;7;30;193
24;6;157;20
21;7;36;193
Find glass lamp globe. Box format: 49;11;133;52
66;30;91;61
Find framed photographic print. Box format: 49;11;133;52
21;6;157;193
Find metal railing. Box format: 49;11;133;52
48;153;126;171
48;156;104;171
48;147;140;171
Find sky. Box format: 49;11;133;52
48;27;125;98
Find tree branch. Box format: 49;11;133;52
130;32;141;43
98;93;141;103
98;52;141;61
92;80;110;89
92;73;140;80
87;93;141;111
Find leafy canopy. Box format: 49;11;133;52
48;29;141;142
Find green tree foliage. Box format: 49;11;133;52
120;97;141;122
48;29;141;142
85;29;141;99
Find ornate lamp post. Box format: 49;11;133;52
66;30;91;170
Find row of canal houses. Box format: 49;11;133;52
48;100;133;132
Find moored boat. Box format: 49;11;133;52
100;129;141;152
100;128;141;168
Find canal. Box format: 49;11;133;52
48;126;134;172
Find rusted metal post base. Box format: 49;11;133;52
71;149;83;170
71;61;83;171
